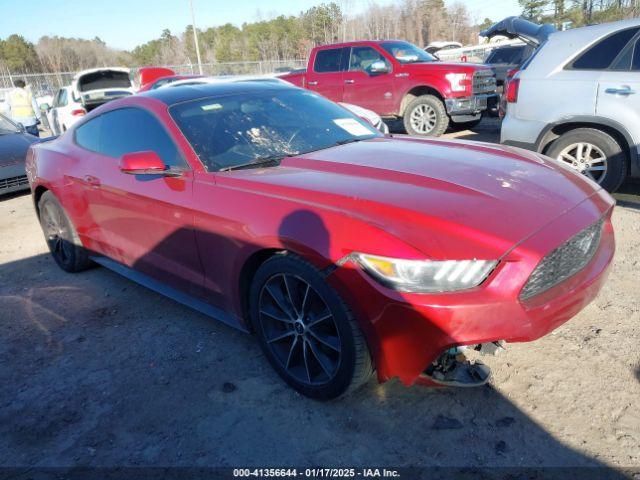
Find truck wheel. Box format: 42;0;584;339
403;95;449;137
449;118;482;132
249;253;374;400
546;128;627;192
38;191;93;272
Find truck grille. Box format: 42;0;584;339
520;218;604;300
0;174;29;191
472;70;497;95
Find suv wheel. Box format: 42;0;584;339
403;95;449;137
249;254;373;399
546;128;627;192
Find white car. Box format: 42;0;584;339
157;75;389;134
492;16;640;192
45;68;135;135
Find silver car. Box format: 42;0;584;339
491;16;640;192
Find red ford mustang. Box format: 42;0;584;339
26;81;615;399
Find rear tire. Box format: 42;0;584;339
249;253;373;399
546;128;627;192
403;95;449;137
38;191;93;272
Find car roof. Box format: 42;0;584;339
524;17;640;75
140;79;297;106
552;16;640;43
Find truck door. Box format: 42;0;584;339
305;46;349;102
342;45;395;115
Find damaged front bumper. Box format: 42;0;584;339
327;200;615;387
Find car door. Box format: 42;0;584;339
342;45;395;114
595;31;640;158
77;107;205;298
305;46;349;102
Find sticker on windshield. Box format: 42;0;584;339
333;118;371;136
201;103;223;111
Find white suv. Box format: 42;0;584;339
496;17;640;192
44;68;134;136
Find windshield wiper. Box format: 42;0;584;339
219;154;287;172
335;138;365;147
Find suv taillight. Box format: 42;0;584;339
505;77;520;103
71;109;86;116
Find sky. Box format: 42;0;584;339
0;0;521;50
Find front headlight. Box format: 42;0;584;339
445;73;468;93
354;253;498;293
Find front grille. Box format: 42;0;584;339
472;70;497;95
0;175;29;191
520;218;604;300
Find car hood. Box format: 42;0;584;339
226;137;603;260
481;16;556;46
0;133;38;167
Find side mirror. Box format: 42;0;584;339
119;151;167;175
369;61;389;75
39;103;50;112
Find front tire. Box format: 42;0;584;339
38;191;93;272
249;254;373;399
403;95;449;137
546;128;627;192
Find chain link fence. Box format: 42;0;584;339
0;60;307;98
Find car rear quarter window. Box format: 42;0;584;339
98;108;184;167
571;27;640;70
314;48;344;73
74;116;102;153
633;38;640;70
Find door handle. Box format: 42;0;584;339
307;81;318;86
605;86;636;95
83;175;101;187
344;79;355;84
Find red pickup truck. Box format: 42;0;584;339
279;40;497;136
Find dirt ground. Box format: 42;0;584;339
1;121;639;476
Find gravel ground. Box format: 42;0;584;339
1;122;639;476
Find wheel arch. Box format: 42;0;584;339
536;117;637;176
399;85;445;117
33;185;49;218
237;248;285;330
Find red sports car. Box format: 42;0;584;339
26;81;615;399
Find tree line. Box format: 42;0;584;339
0;0;637;75
519;0;638;28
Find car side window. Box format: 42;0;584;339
96;108;185;167
349;46;388;73
314;48;344;73
59;89;68;107
571;27;640;70
52;90;62;108
632;38;640;71
75;116;102;152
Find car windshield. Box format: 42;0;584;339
169;88;381;172
0;114;19;134
380;41;437;64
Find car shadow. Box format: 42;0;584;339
0;208;630;477
0;189;30;203
613;179;640;211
